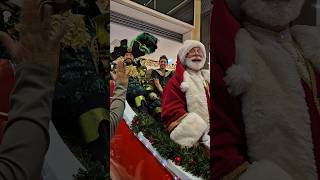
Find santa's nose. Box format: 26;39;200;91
193;48;202;55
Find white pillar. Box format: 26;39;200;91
316;0;320;25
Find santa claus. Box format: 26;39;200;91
162;40;211;149
211;0;320;179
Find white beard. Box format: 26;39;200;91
241;0;305;27
185;56;206;71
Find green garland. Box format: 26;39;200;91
73;151;109;180
56;111;110;180
59;134;109;180
131;112;210;179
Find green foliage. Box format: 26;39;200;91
131;112;210;179
73;151;109;180
65;111;110;180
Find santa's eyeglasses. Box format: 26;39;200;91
187;47;203;56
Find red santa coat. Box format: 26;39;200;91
211;0;320;179
162;56;211;148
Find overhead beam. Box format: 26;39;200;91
111;0;194;34
167;0;191;15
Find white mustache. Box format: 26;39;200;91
187;56;204;62
185;56;206;71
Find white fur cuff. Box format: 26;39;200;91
239;160;293;180
224;64;252;96
180;82;189;92
201;131;210;149
170;113;208;147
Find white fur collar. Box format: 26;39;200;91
225;25;320;96
291;25;320;72
180;69;210;92
201;69;210;82
180;70;209;124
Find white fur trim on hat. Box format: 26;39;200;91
170;112;208;147
178;40;206;65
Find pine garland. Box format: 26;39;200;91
131;112;210;179
57;111;110;180
60;133;109;180
73;151;109;180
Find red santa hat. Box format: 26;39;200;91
178;40;206;66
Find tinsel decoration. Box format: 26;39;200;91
51;11;92;50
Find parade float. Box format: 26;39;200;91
110;81;209;180
109;33;209;180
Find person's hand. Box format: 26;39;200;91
0;0;69;80
114;61;129;88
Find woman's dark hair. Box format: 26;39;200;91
159;55;168;63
